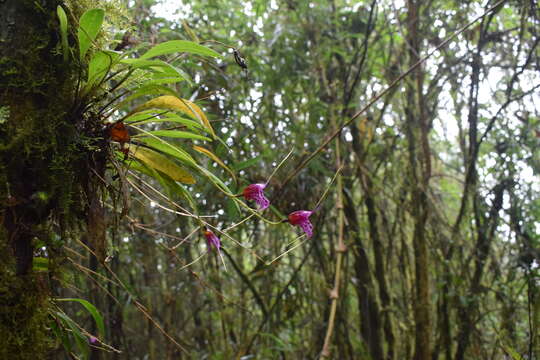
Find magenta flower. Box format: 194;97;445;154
89;336;98;344
243;183;270;210
288;210;314;238
204;229;221;252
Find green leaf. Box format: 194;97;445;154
120;154;155;177
120;58;192;84
57;6;69;62
144;77;188;86
124;109;168;123
149;168;199;212
159;115;206;132
233;155;263;171
140;40;222;60
136;130;211;142
50;319;72;353
56;298;105;338
128;95;216;137
225;197;241;218
55;311;90;360
86;51;119;91
129;145;196;184
127;113;206;133
115;85;181;109
136;137;198;167
78;8;105;60
122;153;196;210
33;257;49;272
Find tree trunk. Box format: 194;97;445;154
343;187;384;360
0;0;82;357
406;2;432;360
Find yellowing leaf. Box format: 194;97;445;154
193;145;237;183
130;95;215;137
129;145;195;184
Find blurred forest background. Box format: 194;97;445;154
1;0;539;359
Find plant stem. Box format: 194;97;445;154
321;116;347;357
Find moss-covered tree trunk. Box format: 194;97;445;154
405;1;432;360
0;0;81;357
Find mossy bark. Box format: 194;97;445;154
0;0;84;357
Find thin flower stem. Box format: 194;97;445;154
266;236;308;265
178;251;207;271
171;226;200;250
127;178;198;218
131;222;188;243
206;223;266;263
165;246;255;314
213;149;293;224
314;165;344;211
217;249;228;271
231;197;284;225
200;39;235;49
128;172;205;217
129;171;265;262
266;148;294;184
283;236;305;249
223;213;256;232
73;238;189;354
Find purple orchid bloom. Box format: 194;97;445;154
204;229;221;252
243;183;270;210
288;210;314;238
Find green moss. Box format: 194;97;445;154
0;0;131;356
0;0;102;357
0;268;53;358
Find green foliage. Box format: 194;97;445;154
0;251;52;359
139;40;223;60
56;6;69;61
53;310;91;359
78;8;105;60
85;50;119;91
56;298;106;338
